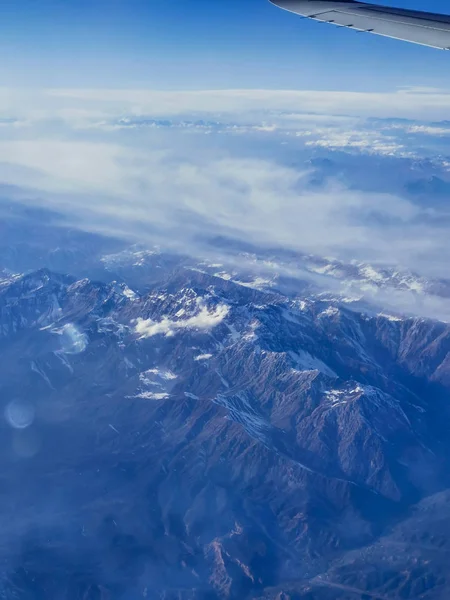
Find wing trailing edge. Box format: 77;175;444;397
270;0;450;49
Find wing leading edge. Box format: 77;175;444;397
269;0;450;49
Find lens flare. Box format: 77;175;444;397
5;399;35;430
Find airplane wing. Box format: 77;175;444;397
269;0;450;49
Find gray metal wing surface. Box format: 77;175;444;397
270;0;450;49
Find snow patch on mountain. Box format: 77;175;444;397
215;392;271;444
214;271;233;281
359;265;385;283
121;285;138;300
242;320;260;342
134;391;170;400
318;306;339;318
289;350;336;377
281;308;310;326
97;317;127;337
0;272;21;289
324;389;348;406
226;323;241;342
378;313;404;322
324;384;364;406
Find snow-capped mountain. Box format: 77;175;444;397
1;242;450;599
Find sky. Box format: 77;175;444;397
1;0;450;90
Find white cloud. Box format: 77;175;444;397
43;87;450;121
1;86;450;125
0;129;446;279
194;354;213;361
135;303;229;338
0;140;131;194
405;124;450;136
1;85;450;293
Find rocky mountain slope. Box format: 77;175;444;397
1;241;450;599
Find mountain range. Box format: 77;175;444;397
1;218;450;599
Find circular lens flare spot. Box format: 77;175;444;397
5;400;35;430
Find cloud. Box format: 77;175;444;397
404;124;450;136
43;87;450;121
1;86;450;299
0;126;447;279
194;354;213;361
135;302;229;338
0;140;132;194
1;86;450;125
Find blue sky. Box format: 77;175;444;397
1;0;450;90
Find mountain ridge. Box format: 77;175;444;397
1;254;450;598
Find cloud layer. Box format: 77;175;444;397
3;87;450;123
1;86;450;287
